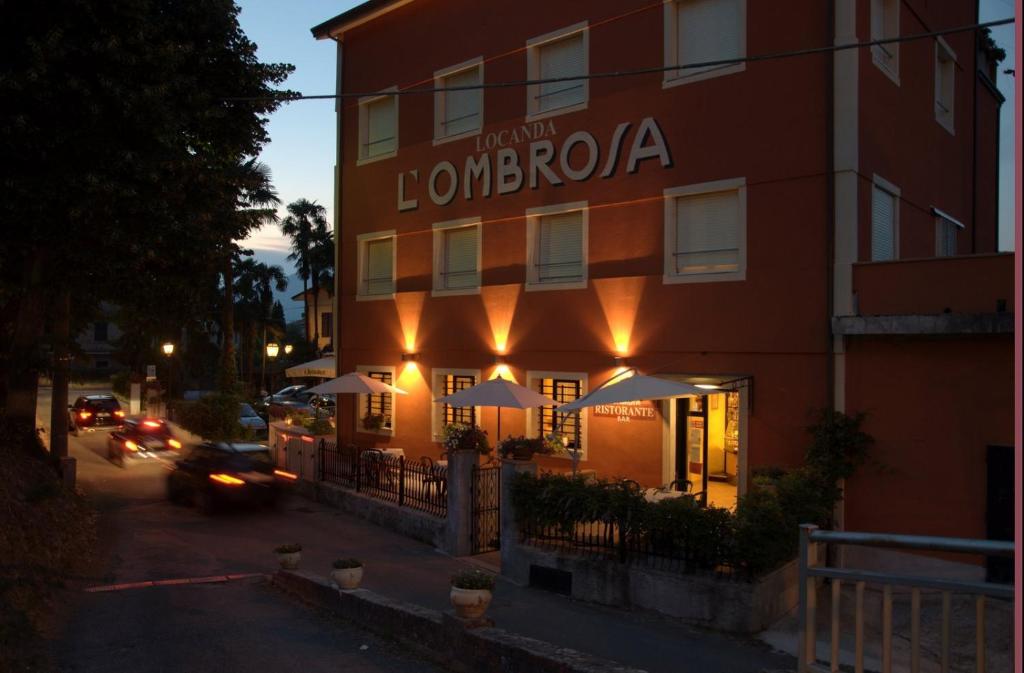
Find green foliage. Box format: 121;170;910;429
497;435;558;460
733;488;795;576
362;413;386;431
442;423;491;455
274;543;302;554
805;409;873;482
174;393;244;441
302;417;333;436
451;569;496;591
110;370;131;398
332;558;362;569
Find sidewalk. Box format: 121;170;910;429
283;493;794;673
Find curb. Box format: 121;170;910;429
272;569;647;673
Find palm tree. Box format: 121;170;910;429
234;257;287;392
280;199;329;345
219;160;280;392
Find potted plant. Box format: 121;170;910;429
449;569;496;619
442;423;490;455
274;543;302;569
497;435;557;461
362;413;386;431
331;558;363;589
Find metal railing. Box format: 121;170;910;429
797;524;1014;673
318;441;448;519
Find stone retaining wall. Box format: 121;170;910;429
273;570;646;673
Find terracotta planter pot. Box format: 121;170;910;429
277;551;301;570
449;586;493;619
331;566;363;590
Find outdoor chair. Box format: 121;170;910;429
419;456;445;502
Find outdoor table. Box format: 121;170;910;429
643;488;686;503
381;448;405;458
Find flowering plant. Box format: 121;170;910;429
442;423;490;455
362;413;386;431
497;435;558;460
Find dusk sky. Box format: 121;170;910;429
237;0;1018;303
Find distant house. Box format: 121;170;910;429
292;287;333;354
74;305;124;376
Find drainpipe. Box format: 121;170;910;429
825;0;836;411
332;36;344;445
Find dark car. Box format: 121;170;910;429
262;385;308;406
69;394;125;435
166;442;297;513
106;417;182;467
268;391;336;419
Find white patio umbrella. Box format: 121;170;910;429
306;372;408;396
556;374;706;412
434;376;559;440
285;356;336;379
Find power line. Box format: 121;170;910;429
225;17;1014;103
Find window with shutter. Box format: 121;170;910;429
536;33;585;113
537;211;583;282
674;190;740;275
363;96;396;160
363;237;394;295
871;185;897;261
440;66;481;138
442;226;479;289
675;0;741;77
935;216;958;257
870;0;900;79
934;40;955;132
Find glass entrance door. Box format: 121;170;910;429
674;396;708;503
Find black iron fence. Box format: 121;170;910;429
319;441;448;519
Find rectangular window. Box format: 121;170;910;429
933;209;963;257
870;0;900;81
364;371;393;431
359;93;397;162
537;378;582;450
935;39;955;133
441;226;479;290
538;212;583;282
664;178;746;283
442;374;476;426
358;233;395;298
94;322;108;342
527;23;588;119
668;0;744;83
321;312;333;338
435;61;482;141
871;182;899;262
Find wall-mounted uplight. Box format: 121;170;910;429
401;352;418;362
613;356;627;367
494;355;507;365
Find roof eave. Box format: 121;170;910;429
310;0;414;40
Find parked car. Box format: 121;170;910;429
69;394;125;435
166;442;297;513
239;403;268;438
106;417;182;467
262;385;308;406
266;391;335;420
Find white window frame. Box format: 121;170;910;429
432;217;482;296
525;370;588;461
431;368;482;441
663;177;747;284
870;0;900;85
934;37;956;135
525;201;589;292
870;175;901;262
663;0;747;89
356;230;396;301
355;365;396;437
932;207;964;257
525;21;589;121
433;57;484;146
357;87;399;166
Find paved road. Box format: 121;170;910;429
44;386;443;673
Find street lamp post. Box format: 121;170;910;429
161;342;175;413
266;342;280;395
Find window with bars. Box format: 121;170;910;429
360;95;397;161
361;236;394;296
364;371;393;430
537;378;582;450
437;65;482;139
672;189;740;275
443;374;476;426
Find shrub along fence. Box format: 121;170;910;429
320;441;448;519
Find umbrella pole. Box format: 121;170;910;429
497;407;501;443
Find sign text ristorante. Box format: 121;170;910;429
396;117;672;212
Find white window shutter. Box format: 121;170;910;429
443;68;480;137
935;217;957;257
443;227;478;289
365;238;394;294
366;98;396;157
674;190;740;274
538;34;585;112
538;211;583;281
676;0;741;75
871;187;896;261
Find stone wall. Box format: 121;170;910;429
307;481;448;549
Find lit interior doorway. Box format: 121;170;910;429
668;391;742;509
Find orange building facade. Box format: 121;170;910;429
313;0;1012;539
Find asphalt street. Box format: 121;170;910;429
42;386;444;673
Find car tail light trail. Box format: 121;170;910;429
273;469;298;481
79;411;92;420
125;440;139;452
300;435;314;444
143;420;162;428
209;473;245;486
167;438;182;449
114;410;126;418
